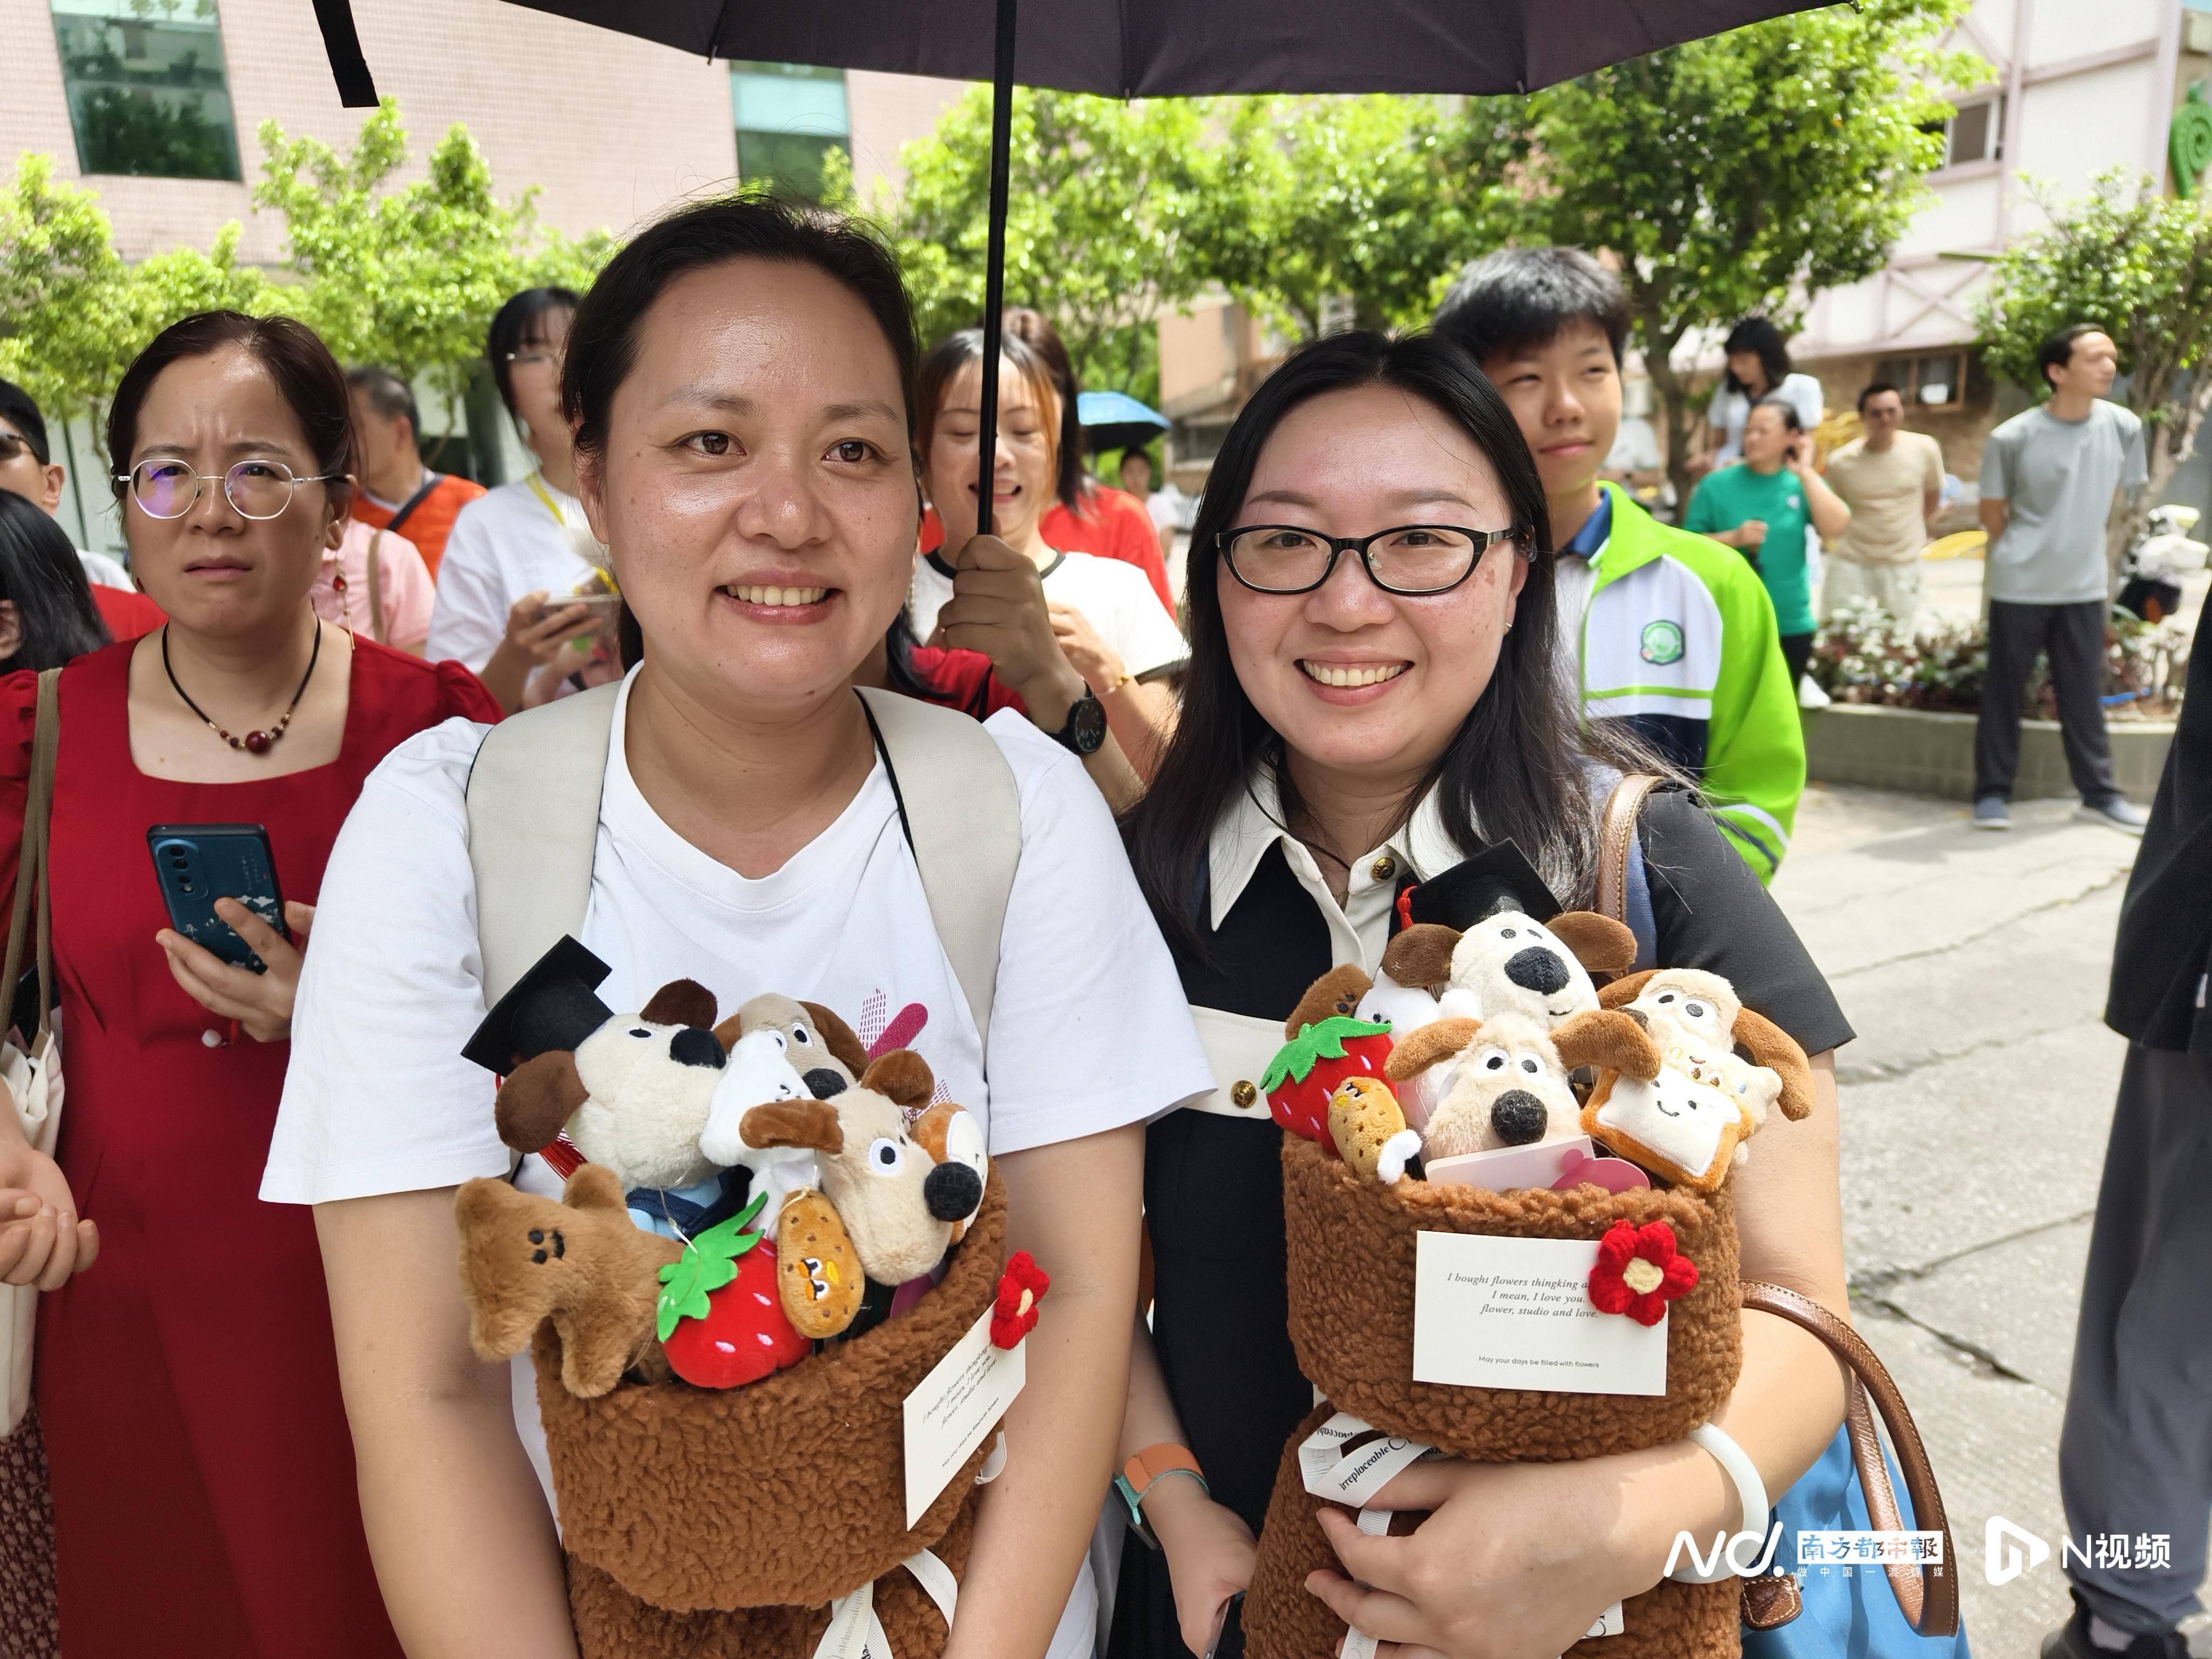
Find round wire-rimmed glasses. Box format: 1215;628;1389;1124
116;458;342;521
1219;523;1535;596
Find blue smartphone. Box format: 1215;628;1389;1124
146;824;288;973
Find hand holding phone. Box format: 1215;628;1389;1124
148;825;314;1044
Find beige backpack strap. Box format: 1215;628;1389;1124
365;530;386;646
1594;772;1661;927
854;686;1021;1061
464;681;621;1006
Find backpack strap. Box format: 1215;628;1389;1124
365;530;386;646
855;686;1020;1060
1596;772;1660;972
465;681;621;1006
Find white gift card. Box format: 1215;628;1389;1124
903;1305;1026;1528
1412;1233;1667;1395
1424;1135;1593;1193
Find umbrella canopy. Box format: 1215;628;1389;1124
310;0;1821;533
1077;390;1170;455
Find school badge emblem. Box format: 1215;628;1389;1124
1640;620;1685;665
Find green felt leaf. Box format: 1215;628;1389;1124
653;1191;767;1343
1260;1016;1391;1094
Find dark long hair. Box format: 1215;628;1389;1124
1000;308;1089;514
1721;317;1793;399
0;493;110;672
488;287;581;418
1125;331;1633;959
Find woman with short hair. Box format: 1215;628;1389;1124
267;195;1210;1657
0;491;111;672
1109;333;1854;1659
0;308;496;1658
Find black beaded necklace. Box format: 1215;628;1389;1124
161;618;321;756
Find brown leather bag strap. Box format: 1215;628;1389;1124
3;669;60;1039
1595;772;1661;927
1741;1280;1959;1637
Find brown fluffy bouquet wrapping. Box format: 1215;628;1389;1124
538;1171;1010;1657
1241;1139;1744;1659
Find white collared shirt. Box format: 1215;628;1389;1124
1184;769;1469;1124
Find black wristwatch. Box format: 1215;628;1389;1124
1047;690;1107;756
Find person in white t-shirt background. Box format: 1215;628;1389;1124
424;287;606;712
908;329;1186;780
1699;315;1825;471
264;196;1211;1659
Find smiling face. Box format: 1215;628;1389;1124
923;356;1058;556
1480;320;1622;514
122;345;343;635
575;258;919;717
1216;382;1527;793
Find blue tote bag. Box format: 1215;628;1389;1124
1740;1283;1971;1659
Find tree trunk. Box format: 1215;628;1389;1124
1638;319;1698;517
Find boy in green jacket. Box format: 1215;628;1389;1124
1435;249;1805;882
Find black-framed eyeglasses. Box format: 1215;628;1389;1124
115;458;341;521
1219;523;1534;596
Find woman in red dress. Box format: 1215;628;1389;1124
0;311;497;1655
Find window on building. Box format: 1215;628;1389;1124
731;62;850;199
1874;350;1968;410
1169;416;1233;470
49;0;242;180
1934;95;2004;168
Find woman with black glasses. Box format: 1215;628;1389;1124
1108;334;1854;1659
0;311;495;1658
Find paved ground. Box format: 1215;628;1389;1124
1771;783;2210;1656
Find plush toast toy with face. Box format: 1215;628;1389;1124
1558;974;1813;1191
1602;968;1814;1132
455;1164;682;1397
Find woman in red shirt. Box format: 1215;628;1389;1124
0;312;498;1657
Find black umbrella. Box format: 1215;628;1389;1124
312;0;1819;528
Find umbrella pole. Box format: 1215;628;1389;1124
974;0;1016;539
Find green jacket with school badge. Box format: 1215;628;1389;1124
1579;484;1806;884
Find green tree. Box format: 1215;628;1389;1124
1973;169;2212;567
1192;95;1476;342
0;155;127;427
253;99;543;399
876;88;1208;398
1468;0;1984;505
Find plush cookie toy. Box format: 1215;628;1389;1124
455;1164;683;1397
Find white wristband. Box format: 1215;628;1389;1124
1669;1421;1771;1583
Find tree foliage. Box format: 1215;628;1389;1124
254;99;609;401
873;87;1209;401
1468;0;1984;503
1974;168;2212;558
0;154;264;446
1195;95;1475;341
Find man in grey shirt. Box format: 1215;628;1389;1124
1972;325;2149;833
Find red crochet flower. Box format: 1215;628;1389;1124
1589;1220;1698;1326
992;1251;1051;1349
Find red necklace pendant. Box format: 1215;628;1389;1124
242;730;273;754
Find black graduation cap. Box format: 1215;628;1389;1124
1403;841;1561;932
462;935;615;1074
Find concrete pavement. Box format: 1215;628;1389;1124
1770;783;2208;1656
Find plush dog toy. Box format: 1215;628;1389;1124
1384;1007;1657;1159
712;993;869;1101
1605;968;1815;1130
1559;974;1815;1191
912;1101;989;1243
739;1053;986;1298
1379;907;1637;1028
455;1164;682;1397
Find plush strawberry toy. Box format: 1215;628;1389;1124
656;1198;811;1388
1262;1016;1395;1148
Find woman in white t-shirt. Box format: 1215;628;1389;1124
263;197;1211;1657
424;287;608;711
908;329;1186;782
1700;316;1825;470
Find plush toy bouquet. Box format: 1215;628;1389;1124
453;939;1044;1658
1240;852;1813;1659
